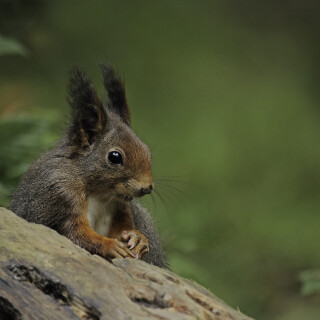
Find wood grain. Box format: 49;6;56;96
0;207;253;320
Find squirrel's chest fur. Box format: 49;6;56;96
87;196;116;236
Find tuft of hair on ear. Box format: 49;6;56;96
100;63;130;126
67;67;107;149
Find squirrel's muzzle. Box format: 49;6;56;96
136;184;153;197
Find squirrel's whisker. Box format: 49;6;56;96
153;189;169;214
103;194;116;208
155;184;186;210
155;182;188;197
155;184;181;199
156;179;187;183
156;175;189;183
157;185;183;204
150;193;157;213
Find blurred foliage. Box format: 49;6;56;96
300;270;320;296
1;1;320;319
0;35;28;57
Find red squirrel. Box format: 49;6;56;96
10;64;167;268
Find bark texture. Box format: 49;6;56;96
0;207;253;320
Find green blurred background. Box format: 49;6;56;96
1;1;320;319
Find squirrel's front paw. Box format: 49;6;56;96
120;230;149;259
102;238;135;261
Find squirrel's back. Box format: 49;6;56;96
11;140;82;229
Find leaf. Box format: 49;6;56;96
299;269;320;296
0;35;28;57
0;115;59;207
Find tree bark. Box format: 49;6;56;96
0;207;253;320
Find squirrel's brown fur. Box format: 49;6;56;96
10;64;167;268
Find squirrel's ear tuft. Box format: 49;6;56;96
100;63;130;126
67;67;107;148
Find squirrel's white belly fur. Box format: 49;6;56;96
87;196;115;236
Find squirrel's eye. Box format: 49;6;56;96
108;151;123;165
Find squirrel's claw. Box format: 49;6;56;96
120;230;149;259
104;238;135;260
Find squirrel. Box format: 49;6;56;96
10;64;167;268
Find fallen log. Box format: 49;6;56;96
0;207;253;320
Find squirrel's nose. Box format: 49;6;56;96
140;184;153;195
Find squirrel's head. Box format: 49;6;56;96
66;64;153;201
